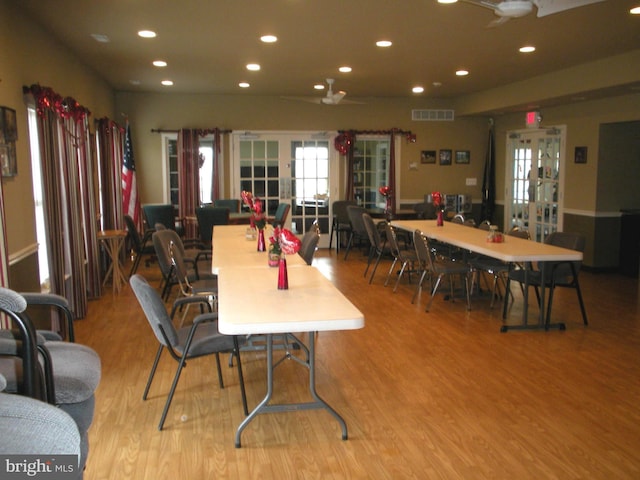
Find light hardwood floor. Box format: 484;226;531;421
77;247;640;479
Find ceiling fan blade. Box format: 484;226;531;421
281;96;323;104
487;15;511;27
533;0;605;17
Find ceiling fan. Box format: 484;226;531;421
455;0;605;27
282;78;362;105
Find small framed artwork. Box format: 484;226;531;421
0;107;17;144
1;143;17;177
455;150;470;164
574;146;587;164
439;149;452;165
421;150;436;164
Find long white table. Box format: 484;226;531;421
211;225;365;447
391;220;583;331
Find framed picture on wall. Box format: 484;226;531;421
421;150;436;164
439;149;452;165
455;150;470;164
1;143;17;177
574;146;587;164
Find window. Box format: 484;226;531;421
27;106;49;290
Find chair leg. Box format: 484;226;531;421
412;270;428;304
368;252;383;284
574;280;588;325
158;353;188;430
393;262;407;292
384;258;398;287
129;251;142;277
215;352;224;388
143;345;164;401
344;233;354;260
426;275;444;312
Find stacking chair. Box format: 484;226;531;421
412;230;471;312
362;213;391;284
213;198;240;213
469;228;530;308
451;214;465;224
152;229;202;301
143;203;184;236
168;236;219;325
298;221;321;265
329;200;356;253
129;274;248;430
503;231;588;327
195;205;230;260
384;222;418;292
124;214;155;276
478;220;492;231
272;202;291;228
344;205;369;260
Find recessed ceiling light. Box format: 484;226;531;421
433;81;442;87
630;6;640;14
519;45;536;53
376;40;392;47
90;34;110;43
456;69;469;76
239;82;250;88
153;60;167;67
260;35;278;43
339;66;352;73
129;80;141;86
246;63;261;71
314;84;325;90
138;30;156;38
161;80;173;86
438;0;458;4
412;86;425;94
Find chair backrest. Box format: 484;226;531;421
508;228;530;240
195;206;230;244
413;229;435;272
362;213;383;249
273;203;291;227
124;214;142;251
478;220;491;231
384;222;401;258
143;204;177;231
544;231;585;280
464;218;476;227
129;274;179;347
452;214;465;224
213;199;240;213
298;223;320;265
333;200;357;225
346;205;367;236
152;229;182;278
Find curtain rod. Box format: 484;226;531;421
151;128;232;134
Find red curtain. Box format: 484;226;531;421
177;129;200;239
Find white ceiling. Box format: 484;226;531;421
14;0;640;108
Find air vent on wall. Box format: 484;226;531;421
411;109;455;122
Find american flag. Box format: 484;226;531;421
122;122;140;224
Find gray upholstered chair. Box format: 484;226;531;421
213;198;241;213
344;205;369;260
361;213;391;284
329;200;356;253
384;222;418;292
129;274;248;430
412;230;471;312
152;229;201;301
272;202;291;228
124;214;155;276
504;231;588;327
195;205;230;261
298;221;320;265
0;383;82;479
0;288;100;475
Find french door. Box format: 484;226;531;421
505;126;566;242
231;132;338;248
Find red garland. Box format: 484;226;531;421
25;84;90;121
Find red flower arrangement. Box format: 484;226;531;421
431;191;445;211
270;227;302;256
241;190;266;229
378;185;392;197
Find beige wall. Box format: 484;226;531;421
0;0;115;257
115;92;489;207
